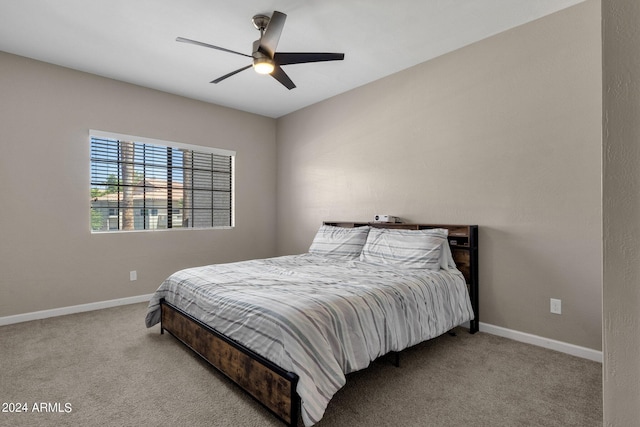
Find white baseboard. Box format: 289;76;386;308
0;298;603;363
0;294;154;327
479;322;603;363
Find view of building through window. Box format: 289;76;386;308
90;131;234;232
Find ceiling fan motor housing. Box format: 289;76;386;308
251;39;274;74
252;39;266;58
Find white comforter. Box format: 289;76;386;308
145;253;474;426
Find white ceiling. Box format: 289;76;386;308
0;0;585;118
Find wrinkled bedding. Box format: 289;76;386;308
145;253;474;426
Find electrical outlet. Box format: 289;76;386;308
130;270;137;281
550;298;561;315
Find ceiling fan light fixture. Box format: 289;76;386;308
253;57;274;75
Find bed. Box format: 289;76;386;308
145;222;479;426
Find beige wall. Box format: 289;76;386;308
602;0;640;424
277;1;602;350
0;2;605;353
0;52;277;317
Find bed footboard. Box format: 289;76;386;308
160;299;300;426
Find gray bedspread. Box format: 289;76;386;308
145;253;474;426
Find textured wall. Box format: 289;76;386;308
602;0;640;424
277;1;602;350
0;52;277;317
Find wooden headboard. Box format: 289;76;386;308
324;221;479;334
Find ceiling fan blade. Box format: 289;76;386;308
274;52;345;66
271;65;296;90
259;11;287;58
211;64;252;84
176;37;252;58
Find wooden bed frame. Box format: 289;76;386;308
159;222;478;426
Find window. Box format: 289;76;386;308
90;130;235;232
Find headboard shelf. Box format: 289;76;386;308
324;221;479;334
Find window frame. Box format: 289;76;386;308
90;129;236;233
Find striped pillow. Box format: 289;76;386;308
309;225;370;259
360;228;448;270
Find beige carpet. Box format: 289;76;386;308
0;303;602;426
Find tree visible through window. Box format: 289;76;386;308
90;131;235;232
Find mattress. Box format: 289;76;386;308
145;253;474;426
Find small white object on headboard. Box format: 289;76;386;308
373;215;401;223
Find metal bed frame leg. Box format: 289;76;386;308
390;351;400;368
469;319;479;334
160;298;165;335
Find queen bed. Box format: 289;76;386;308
145;222;479;426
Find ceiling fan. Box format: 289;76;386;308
176;11;345;90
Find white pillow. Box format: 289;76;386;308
309;225;370;259
360;228;448;270
439;236;457;270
